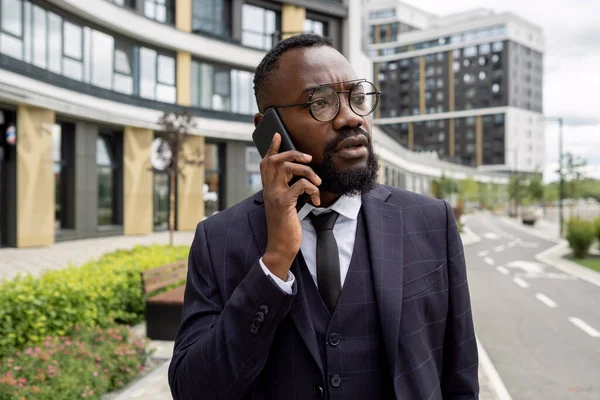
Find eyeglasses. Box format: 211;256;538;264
265;79;381;122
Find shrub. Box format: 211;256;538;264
0;245;188;358
0;325;151;400
566;219;595;259
595;217;600;249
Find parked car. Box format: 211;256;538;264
521;206;543;225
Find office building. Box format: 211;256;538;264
365;0;545;174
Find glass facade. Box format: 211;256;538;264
191;60;256;115
153;172;170;231
192;0;229;37
242;4;279;50
96;134;121;227
303;19;326;36
106;0;174;24
0;0;177;103
204;143;223;218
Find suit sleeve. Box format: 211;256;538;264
440;201;479;399
168;222;297;400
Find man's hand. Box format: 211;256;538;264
260;133;321;280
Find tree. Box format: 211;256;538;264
563;152;587;200
432;174;458;201
526;173;545;206
155;110;204;246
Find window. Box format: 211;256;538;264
144;0;175;24
242;4;279;51
107;0;136;7
96;133;121;227
492;41;504;52
303;19;327;36
204;143;223;217
140;47;176;102
192;0;229;37
479;43;491;55
464;46;477;57
0;0;23;59
191;60;256;114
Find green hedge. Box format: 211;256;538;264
0;245;188;358
566;219;595;259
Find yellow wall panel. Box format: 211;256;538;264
282;4;306;39
177;51;192;106
177;135;205;230
123;127;153;236
408;122;414;151
176;0;192;32
16;105;55;248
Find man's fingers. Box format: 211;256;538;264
280;162;322;188
289;179;320;207
265;133;281;157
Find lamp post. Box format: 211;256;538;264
546;117;564;238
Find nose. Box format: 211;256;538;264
331;93;364;131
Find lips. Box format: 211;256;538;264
335;135;369;152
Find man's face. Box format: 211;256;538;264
255;46;379;196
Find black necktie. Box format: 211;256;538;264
309;211;341;313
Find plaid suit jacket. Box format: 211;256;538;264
169;184;479;399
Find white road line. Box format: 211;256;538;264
494;245;505;252
478;250;490;257
497;266;510;275
477;337;514;400
513;277;529;288
569;318;600;338
535;293;558;308
484;257;495;266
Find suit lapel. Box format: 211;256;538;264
247;191;324;374
362;185;404;379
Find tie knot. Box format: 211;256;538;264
309;211;339;232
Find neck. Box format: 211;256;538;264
317;191;341;209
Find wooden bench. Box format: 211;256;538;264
142;260;187;341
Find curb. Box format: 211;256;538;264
500;217;561;244
536;241;600;289
477;337;513;400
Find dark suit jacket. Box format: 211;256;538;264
169;184;479;399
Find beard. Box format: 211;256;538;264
309;128;379;197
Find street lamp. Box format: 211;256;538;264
545;117;564;237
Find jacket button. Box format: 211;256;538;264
254;311;265;323
260;305;269;315
330;374;342;388
250;324;259;335
313;385;324;398
328;333;340;346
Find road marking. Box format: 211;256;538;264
477;337;514;400
478;250;490;257
484;232;501;240
535;293;558;308
497;266;510;275
507;242;517;248
484;257;495;266
513;277;529;288
569;318;600;338
506;260;545;274
494;245;505;252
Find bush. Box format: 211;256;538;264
0;325;151;400
0;245;188;358
595;217;600;249
566;219;595;259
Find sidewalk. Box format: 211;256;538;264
0;231;195;281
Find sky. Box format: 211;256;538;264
402;0;600;182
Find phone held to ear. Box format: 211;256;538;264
252;108;310;211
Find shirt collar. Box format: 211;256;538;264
297;195;362;221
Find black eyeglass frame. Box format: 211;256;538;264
263;78;382;122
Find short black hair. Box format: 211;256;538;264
253;33;334;113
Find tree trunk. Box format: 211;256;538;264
169;168;175;246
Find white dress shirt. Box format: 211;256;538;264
259;195;362;294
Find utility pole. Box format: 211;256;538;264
558;118;564;238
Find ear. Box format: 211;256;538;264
253;113;263;128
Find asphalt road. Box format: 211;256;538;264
464;214;600;400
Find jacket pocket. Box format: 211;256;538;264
402;263;444;299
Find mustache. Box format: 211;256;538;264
323;127;371;155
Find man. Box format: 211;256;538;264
169;34;478;399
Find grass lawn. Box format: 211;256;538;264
571;256;600;273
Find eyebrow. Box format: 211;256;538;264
302;78;366;93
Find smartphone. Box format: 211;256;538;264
251;108;309;211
